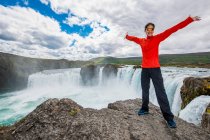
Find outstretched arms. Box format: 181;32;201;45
125;32;141;44
156;16;201;42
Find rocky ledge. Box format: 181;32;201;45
0;98;210;140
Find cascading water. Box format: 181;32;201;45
0;66;210;126
179;95;210;125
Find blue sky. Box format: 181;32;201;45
0;0;209;60
0;0;94;37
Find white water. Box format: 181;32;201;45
179;95;210;125
0;66;210;126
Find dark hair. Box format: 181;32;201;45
145;23;155;31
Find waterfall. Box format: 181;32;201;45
0;66;210;126
27;68;81;89
171;80;184;116
179;95;210;125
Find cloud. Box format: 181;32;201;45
1;0;210;60
39;0;210;59
63;16;91;27
22;0;29;6
0;5;98;60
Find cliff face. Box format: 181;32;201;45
80;64;100;86
0;98;209;140
80;64;119;86
102;64;118;84
0;52;89;93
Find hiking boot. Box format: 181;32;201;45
138;109;149;115
167;119;177;128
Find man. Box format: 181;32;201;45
125;16;201;128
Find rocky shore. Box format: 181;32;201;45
0;98;210;140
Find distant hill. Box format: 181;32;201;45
90;52;210;68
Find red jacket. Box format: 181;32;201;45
126;16;194;68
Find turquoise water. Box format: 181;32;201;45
0;93;47;126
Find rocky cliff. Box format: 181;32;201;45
180;76;210;133
180;76;210;109
80;64;119;86
0;52;89;93
0;98;209;140
80;64;100;86
202;103;210;133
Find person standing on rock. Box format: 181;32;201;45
125;16;201;128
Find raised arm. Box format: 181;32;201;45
125;33;141;44
156;16;200;42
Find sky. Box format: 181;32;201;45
0;0;210;60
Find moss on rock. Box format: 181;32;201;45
180;77;210;109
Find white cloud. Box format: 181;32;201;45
1;0;210;61
0;5;101;60
39;0;210;59
40;0;49;5
63;16;91;27
22;0;29;6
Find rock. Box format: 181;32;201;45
202;103;210;133
80;64;100;86
133;65;141;69
180;76;210;109
102;64;118;84
102;64;118;78
1;98;210;140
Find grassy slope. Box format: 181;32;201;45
89;52;210;68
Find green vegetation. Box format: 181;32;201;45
90;56;141;65
89;52;210;68
69;108;80;116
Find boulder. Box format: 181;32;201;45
180;76;210;109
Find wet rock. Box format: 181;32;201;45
133;65;141;69
202;103;210;133
102;64;118;84
80;64;100;86
180;76;210;109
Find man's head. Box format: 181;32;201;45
145;23;155;37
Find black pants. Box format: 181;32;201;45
141;67;174;121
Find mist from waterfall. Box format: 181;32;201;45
0;66;210;126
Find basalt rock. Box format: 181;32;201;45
0;98;210;140
102;64;118;78
80;64;100;86
102;64;118;84
180;76;210;109
202;103;210;133
133;65;141;69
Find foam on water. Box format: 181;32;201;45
179;95;210;125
